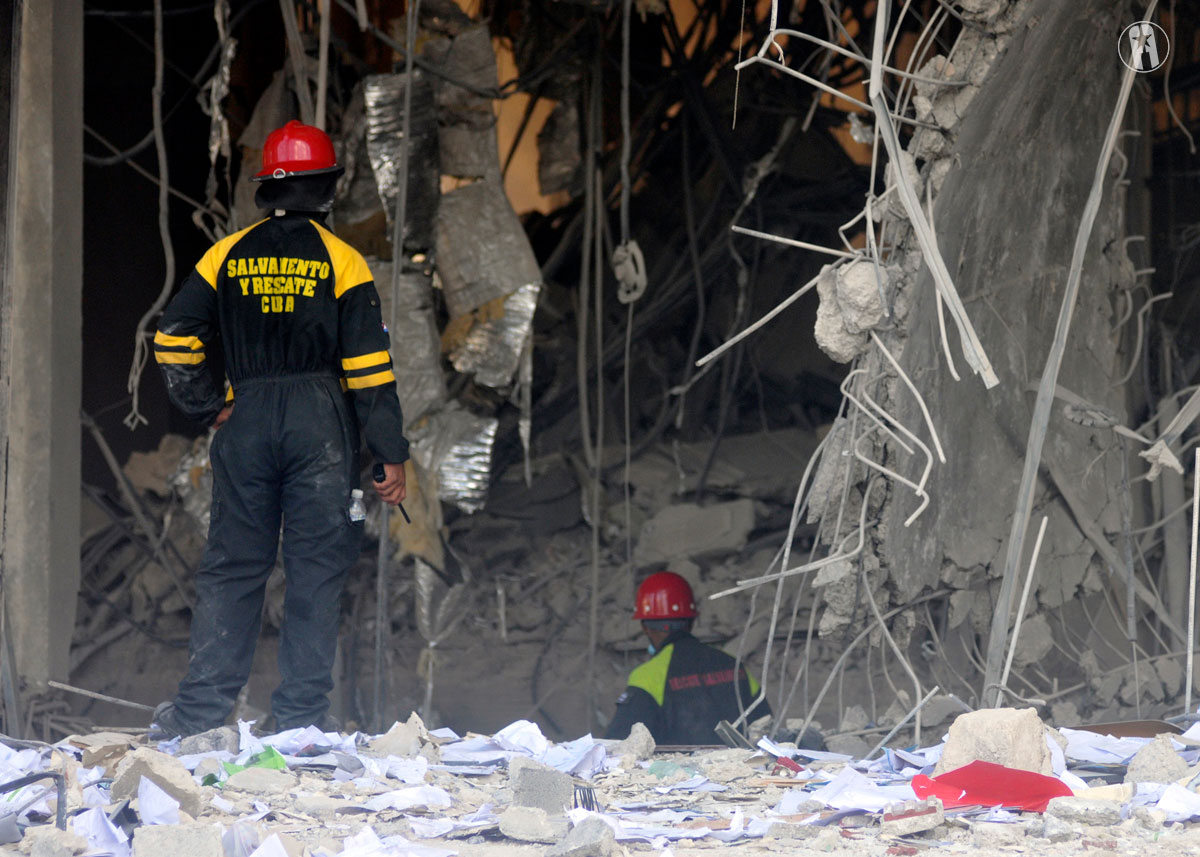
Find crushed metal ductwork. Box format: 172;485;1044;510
368;259;447;424
435;180;542;320
447;281;540;389
169;436;215;533
426;25;499;180
407;404;499;513
363;71;440;252
538;94;582;196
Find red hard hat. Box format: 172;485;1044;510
633;572;697;620
253;120;341;181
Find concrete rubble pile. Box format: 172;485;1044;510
9;707;1200;856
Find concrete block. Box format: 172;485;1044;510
934;707;1052;775
179;726;239;756
1045;796;1123;826
509;756;574;814
971;822;1025;847
634;500;757;566
1132;806;1166;831
371;712;427;757
223;766;297;796
193;758;222;781
23;825;87;857
548;817;617;857
499;806;566;843
614;723;655;760
1124;734;1189;784
131;823;224;857
834;260;887;334
814;265;867;363
111;748;204;817
881;798;944;836
825;734;870;758
1040;812;1080;842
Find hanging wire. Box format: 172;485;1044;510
123;0;175;430
374;0;422;735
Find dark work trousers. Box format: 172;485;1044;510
173;373;362;731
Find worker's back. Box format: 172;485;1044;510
608;632;768;745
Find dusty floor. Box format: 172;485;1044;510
11;710;1200;857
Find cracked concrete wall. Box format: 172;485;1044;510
808;0;1139;659
880;0;1131;614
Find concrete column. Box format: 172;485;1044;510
2;0;83;687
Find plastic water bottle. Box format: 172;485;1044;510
348;489;367;523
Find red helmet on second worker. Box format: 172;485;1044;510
633;572;697;620
253;120;342;181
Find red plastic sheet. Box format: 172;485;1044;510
911;760;1073;813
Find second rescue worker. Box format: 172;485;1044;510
149;120;408;738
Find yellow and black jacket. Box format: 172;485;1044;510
153;213;409;464
606;631;769;745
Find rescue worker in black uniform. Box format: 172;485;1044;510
150;120;408;738
606;572;769;745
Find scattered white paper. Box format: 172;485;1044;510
1157;783;1200;822
406;817;456;838
543;734;607;778
1059;727;1150;765
653;775;727;794
137;776;180;825
805;766;916;812
363;786;453;812
494;720;550;757
249;833;293;857
72;807;130;857
211;794;237;814
386;755;430;783
430;727;460;741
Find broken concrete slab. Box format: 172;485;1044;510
371;712;427;757
814;265;867;363
836;261;887;335
224;766;297;796
934;707;1052;776
1125;734;1190;784
548;816;617;857
509;756;574;815
111;748;204;817
130;822;224;857
179;725;239;756
971;821;1026;847
498;806;566;843
1045;796;1123;826
614;722;655;760
633;499;756;566
880;798;944;836
1041;812;1080;842
23;826;87;857
68;731;136;772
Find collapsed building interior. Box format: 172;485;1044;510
7;0;1200;846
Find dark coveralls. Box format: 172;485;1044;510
154;213;409;732
606;631;769;745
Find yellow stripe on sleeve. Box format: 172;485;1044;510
345;369;396;389
155;351;206;365
341;350;390;371
154;331;204;351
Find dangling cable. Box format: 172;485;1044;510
374;0;421;733
619;0;636;579
123;0;175;430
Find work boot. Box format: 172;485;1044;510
252;711;341;737
148;701;205;740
